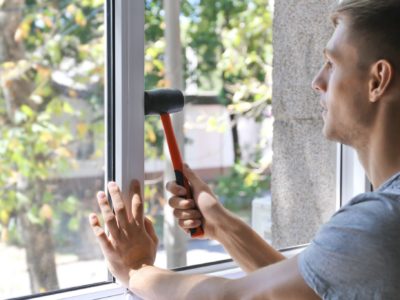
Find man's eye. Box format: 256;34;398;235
325;61;333;68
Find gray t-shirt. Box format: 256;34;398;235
299;172;400;300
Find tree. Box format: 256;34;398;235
0;0;104;293
183;0;273;162
0;0;274;294
143;0;273;178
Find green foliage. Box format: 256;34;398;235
141;1;274;214
142;0;273;161
183;0;273;110
0;0;105;241
215;162;270;211
145;116;165;159
144;0;166;162
145;0;166;89
180;0;273;205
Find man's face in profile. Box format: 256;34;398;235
311;16;374;147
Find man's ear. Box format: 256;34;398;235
368;59;393;103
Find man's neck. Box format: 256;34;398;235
359;151;400;190
356;106;400;190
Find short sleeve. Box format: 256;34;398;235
298;195;400;299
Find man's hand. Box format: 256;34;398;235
89;180;158;287
168;164;285;272
166;164;228;240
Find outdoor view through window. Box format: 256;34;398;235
144;0;273;269
0;0;106;298
0;0;274;298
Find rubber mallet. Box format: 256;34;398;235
144;89;204;238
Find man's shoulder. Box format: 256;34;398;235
309;172;400;256
298;174;400;299
338;172;400;226
332;189;400;235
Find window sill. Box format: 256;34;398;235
30;245;307;300
36;284;126;300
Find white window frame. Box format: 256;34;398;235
338;144;371;207
104;0;145;290
12;0;371;298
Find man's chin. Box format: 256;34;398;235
322;126;351;145
322;125;332;139
322;126;340;142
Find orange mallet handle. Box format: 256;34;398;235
160;113;204;238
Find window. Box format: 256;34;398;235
340;145;371;206
0;0;368;299
143;0;275;269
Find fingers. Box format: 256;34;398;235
178;218;202;229
107;182;129;230
166;181;187;196
96;191;120;239
144;217;158;246
174;209;202;229
88;213;113;252
129;180;144;225
168;196;196;210
173;209;202;220
182;164;205;188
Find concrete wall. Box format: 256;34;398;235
271;0;338;248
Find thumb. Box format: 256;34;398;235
182;164;205;187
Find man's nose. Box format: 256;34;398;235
311;68;326;92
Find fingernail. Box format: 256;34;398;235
97;191;106;198
108;181;117;187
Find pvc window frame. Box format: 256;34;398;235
12;0;371;298
337;144;371;208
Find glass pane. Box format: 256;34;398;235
0;0;106;298
144;0;273;268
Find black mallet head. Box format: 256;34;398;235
144;89;185;116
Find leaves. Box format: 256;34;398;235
0;0;105;238
215;162;270;210
59;196;78;215
39;204;53;220
0;210;10;225
14;18;33;42
182;0;272;108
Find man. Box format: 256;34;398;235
89;0;400;299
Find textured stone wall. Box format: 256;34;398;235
271;0;338;248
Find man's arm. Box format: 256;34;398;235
224;256;320;300
128;256;319;300
167;164;284;272
89;177;320;300
213;208;285;272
